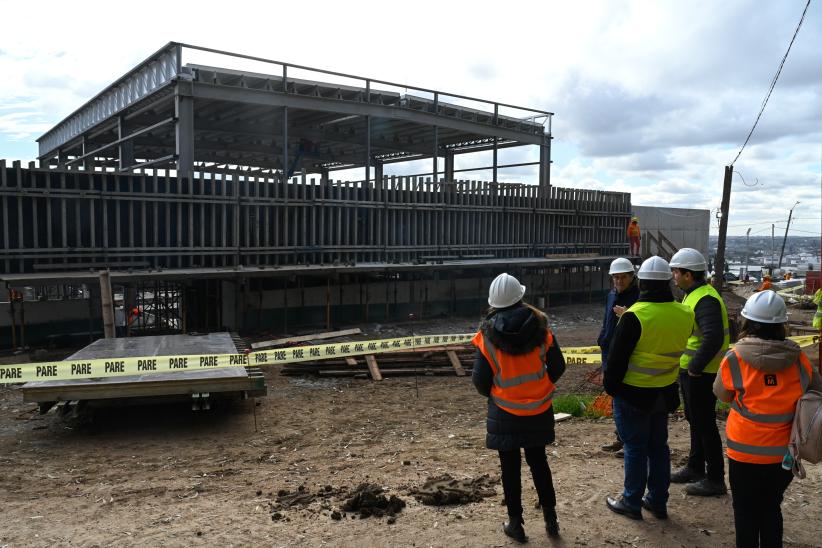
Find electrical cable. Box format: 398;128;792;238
729;0;811;166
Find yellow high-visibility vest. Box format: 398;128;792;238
680;283;730;374
623;301;694;388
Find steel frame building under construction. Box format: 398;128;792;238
1;42;634;345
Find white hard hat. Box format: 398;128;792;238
637;256;672;280
669;248;708;271
741;290;788;324
488;273;526;308
609;258;635;275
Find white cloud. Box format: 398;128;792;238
0;0;817;238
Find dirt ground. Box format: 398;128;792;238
1;297;821;547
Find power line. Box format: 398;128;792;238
729;0;811;166
787;228;822;235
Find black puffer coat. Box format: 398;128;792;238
472;304;566;451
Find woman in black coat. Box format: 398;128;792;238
472;273;566;543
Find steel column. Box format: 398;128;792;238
175;85;194;179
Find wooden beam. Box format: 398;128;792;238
446;350;466;376
364;354;383;381
251;327;362;349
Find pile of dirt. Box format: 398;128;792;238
340;483;406;519
273;484;342;509
409;473;497;505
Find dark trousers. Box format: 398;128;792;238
498;446;557;519
613;396;670;509
680;370;725;481
729;458;793;548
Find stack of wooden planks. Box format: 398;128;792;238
280;345;474;380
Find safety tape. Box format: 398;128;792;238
0;333;818;385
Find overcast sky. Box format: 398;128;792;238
1;0;819;237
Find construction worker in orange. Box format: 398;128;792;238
714;290;822;548
127;306;140;326
472;273;565;542
627;217;641;256
757;275;773;292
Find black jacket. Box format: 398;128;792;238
603;285;681;412
597;279;640;367
472;304;566;450
683;281;725;375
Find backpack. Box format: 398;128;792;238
787;389;822;479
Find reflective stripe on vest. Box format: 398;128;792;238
492;389;556;412
627;350;683;376
473;330;556;416
680;284;730;373
622;301;694;388
725;351;808;424
726;439;787;457
484;339;548;389
724;349;811;463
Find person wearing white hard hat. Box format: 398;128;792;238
714;290;822;548
603;256;694;520
669;248;730;497
472;273;566;542
597;258;639;455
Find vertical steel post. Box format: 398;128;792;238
175;86;194;179
433;93;439;181
365;80;371;187
118;115;135;172
492;104;498;183
539;134;551;196
282;106;288;179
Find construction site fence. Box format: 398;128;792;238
0;161;631;273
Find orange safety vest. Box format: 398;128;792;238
127;307;140;326
472;329;556;416
627;223;641;237
721;349;812;464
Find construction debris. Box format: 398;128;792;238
280;345;474;379
409;474;497;506
341;483;406;518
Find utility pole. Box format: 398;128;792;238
771;224;775;272
712;166;733;291
744;227;751;280
778;201;800;269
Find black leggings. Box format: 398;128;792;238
729;458;793;548
498;446;557;519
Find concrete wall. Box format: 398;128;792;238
0;299;90;328
632;206;710;256
2;263;615;347
229;268;611;333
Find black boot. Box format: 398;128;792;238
503;515;527;543
542;506;560;537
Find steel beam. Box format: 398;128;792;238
191;84;544;146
